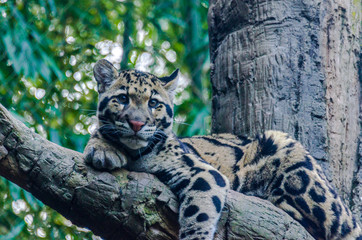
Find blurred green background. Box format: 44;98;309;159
0;0;211;239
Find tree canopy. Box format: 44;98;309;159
0;0;210;238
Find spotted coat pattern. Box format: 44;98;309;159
85;59;229;240
84;59;361;240
182;133;362;240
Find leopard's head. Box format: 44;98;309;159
93;59;178;150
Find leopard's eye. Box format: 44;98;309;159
118;94;129;104
148;99;159;108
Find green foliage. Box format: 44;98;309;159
0;0;210;238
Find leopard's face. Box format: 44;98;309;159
93;59;178;150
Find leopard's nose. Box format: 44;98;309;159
128;120;145;132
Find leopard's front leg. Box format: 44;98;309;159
84;131;128;170
176;164;229;240
149;153;230;240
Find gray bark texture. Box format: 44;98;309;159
0;103;315;239
208;0;361;221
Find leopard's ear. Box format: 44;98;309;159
93;59;118;93
160;69;179;101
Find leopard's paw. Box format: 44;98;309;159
84;140;127;171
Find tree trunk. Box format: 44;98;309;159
0;103;314;239
208;0;361;221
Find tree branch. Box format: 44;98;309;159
0;103;313;240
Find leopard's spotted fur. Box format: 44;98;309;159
84;59;361;240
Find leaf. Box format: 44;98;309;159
8;181;22;200
160;14;186;28
47;0;58;16
50;128;61;145
70;135;89;152
0;220;25;240
23;189;43;211
186;105;210;136
39;50;65;81
2;33;21;74
39;57;52;83
8;110;32;127
30;29;46;45
10;4;27;26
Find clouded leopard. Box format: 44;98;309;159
84;59;361;240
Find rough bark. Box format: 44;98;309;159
0;103;314;239
208;0;361;220
320;0;361;218
356;45;362;224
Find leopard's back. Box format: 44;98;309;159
182;130;361;240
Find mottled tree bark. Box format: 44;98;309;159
320;0;361;219
208;0;361;220
0;103;314;239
